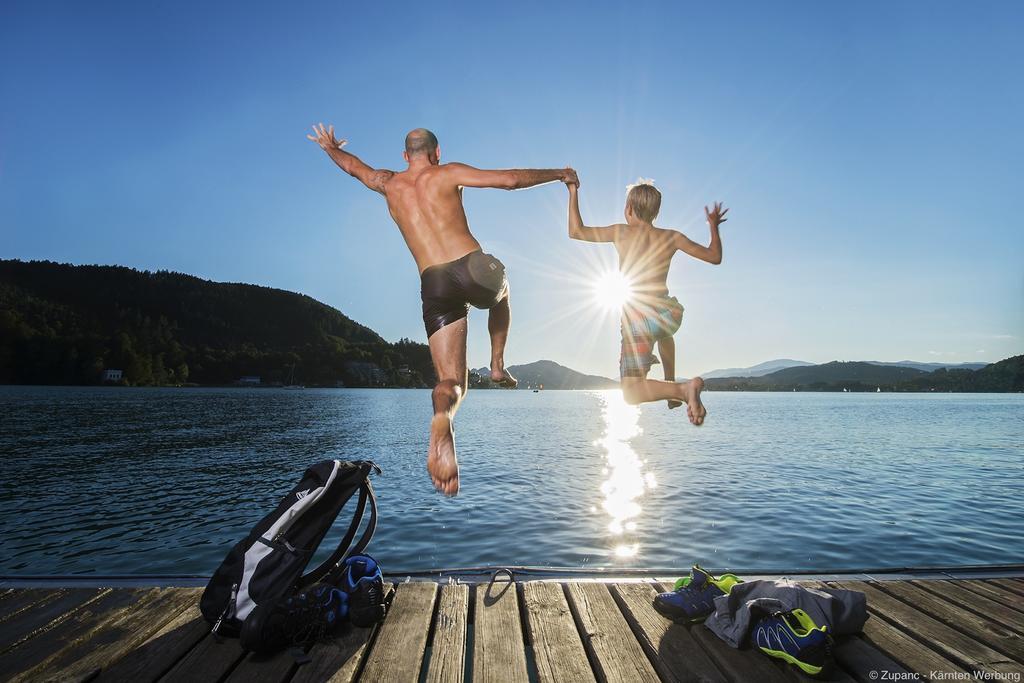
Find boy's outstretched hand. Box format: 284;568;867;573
705;202;729;228
307;123;346;151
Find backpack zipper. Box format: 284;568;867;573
212;582;239;634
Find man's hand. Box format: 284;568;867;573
307;123;347;151
705;201;729;229
562;167;580;187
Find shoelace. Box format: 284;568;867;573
280;591;337;646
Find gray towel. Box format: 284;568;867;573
704;579;868;648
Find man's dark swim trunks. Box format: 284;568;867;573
420;250;508;338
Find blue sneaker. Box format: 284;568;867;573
339;554;386;627
653;565;742;623
240;583;348;653
752;609;834;677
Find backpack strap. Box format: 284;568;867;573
346;480;378;557
299;477;378;587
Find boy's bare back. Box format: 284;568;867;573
612;225;680;298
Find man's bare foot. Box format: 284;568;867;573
427;414;460;496
490;365;518;388
667;399;683;409
685;377;707;426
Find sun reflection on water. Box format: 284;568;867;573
595;391;656;560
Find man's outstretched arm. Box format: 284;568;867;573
567;182;621;242
307;123;393;195
673;202;727;264
444;163;577;191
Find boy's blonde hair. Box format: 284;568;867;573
626;178;661;223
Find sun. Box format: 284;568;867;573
593;270;634;311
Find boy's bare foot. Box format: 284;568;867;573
490;365;518;388
427;414;460;496
685;377;707;426
667;399;683;409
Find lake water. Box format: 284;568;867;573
1;386;1022;576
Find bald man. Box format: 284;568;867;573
308;124;577;496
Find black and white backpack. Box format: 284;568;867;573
200;459;380;637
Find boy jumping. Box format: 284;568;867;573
566;178;726;425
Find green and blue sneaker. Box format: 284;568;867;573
752;608;834;677
653;565;743;623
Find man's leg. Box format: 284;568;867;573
621;376;707;425
657;336;683;410
487;294;517;387
427;317;468;496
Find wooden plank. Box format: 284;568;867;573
93;598;209;683
360;581;436;683
471;580;528;683
426;583;469;683
565;582;659;683
800;581;948;680
290;623;377;683
161;632;247;683
872;581;1024;662
224;648;297;683
291;584;395;683
0;590;68;626
830;581;1023;676
610;582;724;683
688;627;792;683
522;582;593;683
644;581;790;683
988;580;1024;600
860;604;969;676
0;588;147;681
831;635;910;683
14;587;200;683
912;581;1024;634
953;581;1024;616
0;588;107;653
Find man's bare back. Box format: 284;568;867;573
380;165;484;273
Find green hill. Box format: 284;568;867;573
0;259;434;387
471;360;617;390
705;357;1023;392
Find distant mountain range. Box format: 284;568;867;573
701;359;814;378
703;357;1022;392
471;360;617;390
470;356;1021;392
701;358;987;378
1;259;1018;392
863;360;988;373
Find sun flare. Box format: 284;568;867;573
593;270;634;311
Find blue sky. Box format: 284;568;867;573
2;1;1021;378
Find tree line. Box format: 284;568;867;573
0;260;435;387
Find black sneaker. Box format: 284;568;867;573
240;583;348;653
339;554;386;627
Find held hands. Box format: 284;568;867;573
307;123;346;152
562;167;580;189
705;201;729;228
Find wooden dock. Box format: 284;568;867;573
1;576;1023;682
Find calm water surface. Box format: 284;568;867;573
1;386;1021;575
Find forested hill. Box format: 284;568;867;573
0;260;434;387
704;357;1024;392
